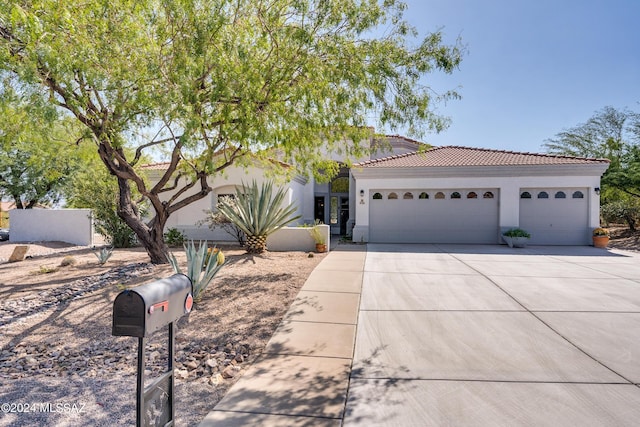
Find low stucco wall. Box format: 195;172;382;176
266;224;330;252
164;224;330;252
9;209;94;246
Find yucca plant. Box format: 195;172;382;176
167;240;225;302
217;180;301;253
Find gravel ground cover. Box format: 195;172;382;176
0;242;326;426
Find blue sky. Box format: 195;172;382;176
389;0;640;153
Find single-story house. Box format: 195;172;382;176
350;146;609;245
145;136;609;246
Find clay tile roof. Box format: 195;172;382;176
354;146;610;168
140;162;172;170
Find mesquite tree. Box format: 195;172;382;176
0;0;462;263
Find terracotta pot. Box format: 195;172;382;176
593;235;609;248
315;243;327;253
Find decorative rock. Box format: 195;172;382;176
205;358;218;369
221;366;236;379
174;369;189;379
0;263;155;327
8;246;29;263
209;373;224;386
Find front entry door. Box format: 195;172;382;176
314;196;325;224
339;197;349;235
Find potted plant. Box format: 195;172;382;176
502;228;531;248
309;221;327;253
592;227;610;248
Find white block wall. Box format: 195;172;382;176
9;209;94;246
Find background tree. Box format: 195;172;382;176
0;78;82;208
0;0;463;263
65;155;142;248
543;106;640;230
543;106;640;197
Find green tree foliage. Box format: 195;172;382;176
217;180;301;253
601;199;640;231
0;78;82;208
543;106;640;200
0;0;463;263
65;158;140;248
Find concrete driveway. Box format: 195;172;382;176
202;244;640;426
345;244;640;426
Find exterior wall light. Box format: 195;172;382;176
594;187;600;195
360;189;365;197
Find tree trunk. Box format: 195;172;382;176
116;177;170;264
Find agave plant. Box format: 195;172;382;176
167;240;225;302
217;180;301;253
94;246;114;265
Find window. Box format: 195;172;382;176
520;191;532;199
388;192;398;200
419;192;429;199
467;192;478;199
330;196;338;224
483;191;494;199
403;192;414;199
330;176;349;193
555;191;566;199
451;192;461;199
572;191;584;199
435;192;445;199
537;191;549;199
373;192;382;200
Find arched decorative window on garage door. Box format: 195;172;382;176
572;191;584;199
451;192;461;199
403;192;414;199
483;191;494;199
555;191;566;199
520;191;532;199
373;192;382;200
435;192;445;199
538;191;549;199
467;192;478;199
388;192;398;199
419;192;429;199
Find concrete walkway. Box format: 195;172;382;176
201;243;640;426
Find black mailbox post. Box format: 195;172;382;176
113;274;193;427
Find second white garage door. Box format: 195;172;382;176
369;189;500;244
519;188;590;245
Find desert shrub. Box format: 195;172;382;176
601;199;640;231
34;265;58;275
59;256;76;267
201;200;246;247
164;228;186;246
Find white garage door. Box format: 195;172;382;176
369;189;499;244
519;188;589;245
